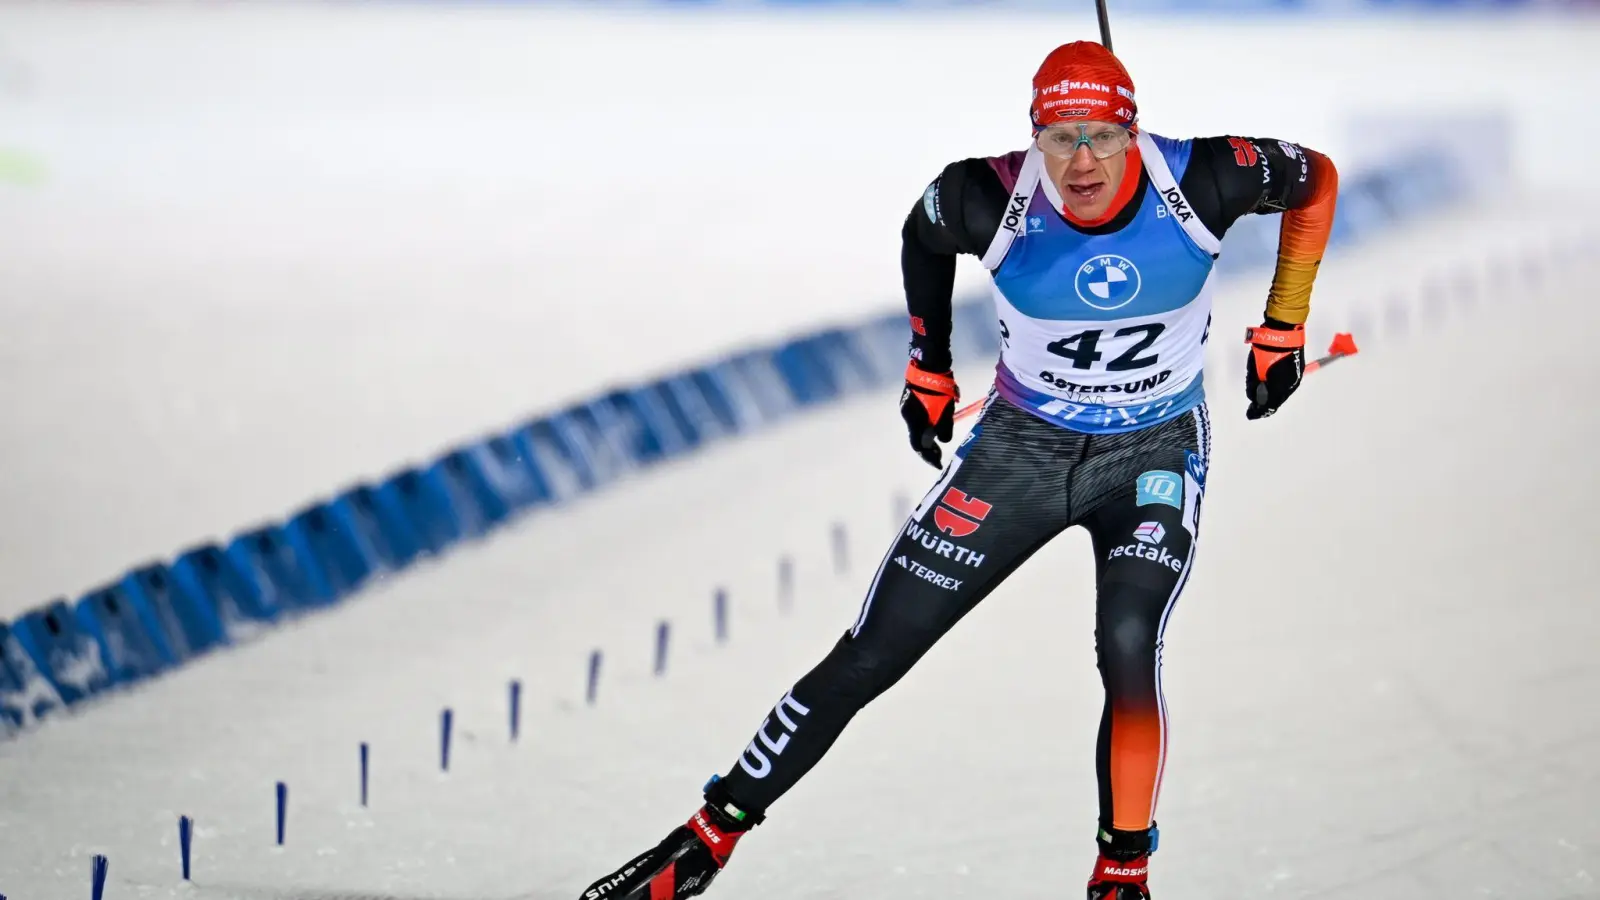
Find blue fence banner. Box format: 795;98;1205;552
74;582;176;684
11;601;111;705
601;387;679;465
559;403;636;486
329;484;423;571
0;621;65;730
285;502;381;599
701;360;770;431
510;418;591;501
425;455;500;539
171;543;277;632
122;562;225;661
375;468;462;555
226;525;329;614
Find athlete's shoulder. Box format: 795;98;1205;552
1184;135;1313;196
978;150;1029;193
918;154;1017;256
1162;134;1316;240
1140;131;1191;155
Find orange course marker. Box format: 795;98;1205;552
1304;332;1360;374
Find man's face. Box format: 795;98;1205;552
1038;122;1132;220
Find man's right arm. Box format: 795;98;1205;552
901;158;1008;372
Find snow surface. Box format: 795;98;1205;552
1;197;1597;899
4;4;1600;613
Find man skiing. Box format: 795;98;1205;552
579;40;1337;900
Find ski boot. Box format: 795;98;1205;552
578;777;762;899
1086;824;1157;900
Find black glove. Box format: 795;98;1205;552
899;361;959;468
1244;319;1306;420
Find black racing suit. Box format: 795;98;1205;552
717;135;1321;850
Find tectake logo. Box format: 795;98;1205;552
1133;521;1166;545
1074;254;1141;311
1109;535;1184;572
1026;215;1045;234
931;488;992;538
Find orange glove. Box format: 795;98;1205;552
900;362;959;468
1244;319;1306;420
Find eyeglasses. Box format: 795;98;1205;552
1035;122;1132;160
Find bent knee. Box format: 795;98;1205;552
1096;583;1174;667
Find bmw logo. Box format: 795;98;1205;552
1074;254;1142;311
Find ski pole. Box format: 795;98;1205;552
951;333;1359;424
1303;331;1360;374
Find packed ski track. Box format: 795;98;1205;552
1;198;1597;900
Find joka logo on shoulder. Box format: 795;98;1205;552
1075;254;1141;311
932;488;992;538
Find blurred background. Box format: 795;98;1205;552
1;2;1598;898
2;0;1595;615
1;0;1597;614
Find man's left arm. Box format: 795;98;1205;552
1184;136;1340;418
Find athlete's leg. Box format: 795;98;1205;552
1071;406;1209;847
717;396;1079;812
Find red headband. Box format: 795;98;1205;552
1030;41;1137;129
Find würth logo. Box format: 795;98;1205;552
932;488;992;538
1228;136;1259;167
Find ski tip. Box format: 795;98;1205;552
1328;332;1360;356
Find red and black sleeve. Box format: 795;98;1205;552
1181;136;1339;325
900;158;1008;373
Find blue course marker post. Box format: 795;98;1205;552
91;855;108;900
509;680;522;742
360;742;370;807
275;782;288;846
179;815;193;880
654;621;671;677
778;556;794;612
586;650;602;706
440;709;454;772
831;522;848;575
713;589;728;644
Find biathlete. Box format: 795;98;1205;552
578;39;1337;900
